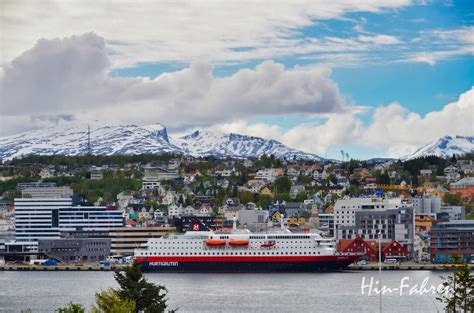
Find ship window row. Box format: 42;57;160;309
141;251;322;256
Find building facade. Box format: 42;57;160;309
38;237;111;263
109;227;176;256
14;198;124;242
430;220;474;263
335;197;414;253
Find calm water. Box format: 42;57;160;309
0;270;447;312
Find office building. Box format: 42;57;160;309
15;198;124;242
430;220;474;263
109;227;176;256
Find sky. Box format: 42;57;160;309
0;0;473;160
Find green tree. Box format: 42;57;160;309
92;288;136;313
273;176;292;194
56;302;85;313
114;264;173;313
443;193;463;206
295;191;308;203
437;255;474;312
238;191;254;204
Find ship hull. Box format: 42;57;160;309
134;255;360;273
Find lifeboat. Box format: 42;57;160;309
261;240;276;248
205;239;226;247
229;239;249;247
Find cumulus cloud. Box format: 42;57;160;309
208;88;473;158
0;33;345;135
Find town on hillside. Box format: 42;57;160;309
0;153;473;265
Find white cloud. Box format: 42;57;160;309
407;26;474;65
0;0;412;67
358;34;401;45
0;33;346;135
207;88;474;158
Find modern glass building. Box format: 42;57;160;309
14;198;124;242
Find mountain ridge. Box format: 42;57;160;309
0;123;324;161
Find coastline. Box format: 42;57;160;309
1;263;471;271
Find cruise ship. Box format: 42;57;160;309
134;219;361;272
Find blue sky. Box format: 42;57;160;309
1;0;473;159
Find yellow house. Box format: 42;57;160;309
272;211;282;222
260;187;274;198
288;216;306;225
415;215;435;231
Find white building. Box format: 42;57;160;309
14;198;124;242
334;197;414;250
21;186;73;199
255;169;277;182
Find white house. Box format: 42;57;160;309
168;204;184;217
161;191;177;205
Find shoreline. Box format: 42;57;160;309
1;263;471;271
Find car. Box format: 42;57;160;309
384;258;398;264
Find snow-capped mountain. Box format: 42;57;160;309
400;135;474;160
0;123;324;161
173;130;323;160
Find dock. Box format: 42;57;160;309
0;263;472;271
0;264;130;271
349;263;474;271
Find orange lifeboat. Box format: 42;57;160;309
229;239;249;247
261;240;276;248
205;239;226;247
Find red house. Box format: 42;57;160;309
339;236;410;262
383;240;410;260
340;236;377;262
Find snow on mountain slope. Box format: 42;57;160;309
0;123;324;161
0;123;180;160
400;135;474;160
173;130;324;160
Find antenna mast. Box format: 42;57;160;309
87;124;91;155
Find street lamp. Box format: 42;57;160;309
378;231;382;313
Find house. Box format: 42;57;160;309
383;241;410;260
116;191;134;209
143;166;180;181
419;169;432;179
284;202;307;218
260;187;274;198
39;167;55;179
255;169;277;182
449;177;474;198
183;205;198;216
290;185;305;199
142;181;160;190
443;165;458;174
247;179;266;193
445;171;461;182
198;203;213;216
286;167;300;178
272;168;285;177
216;179;230;189
168;204;184;217
161;192;177;205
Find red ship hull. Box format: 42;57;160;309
134;255;361;272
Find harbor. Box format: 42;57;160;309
0;262;471;271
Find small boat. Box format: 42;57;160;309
205;239;226;246
229;239;249;246
261;240;276;248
